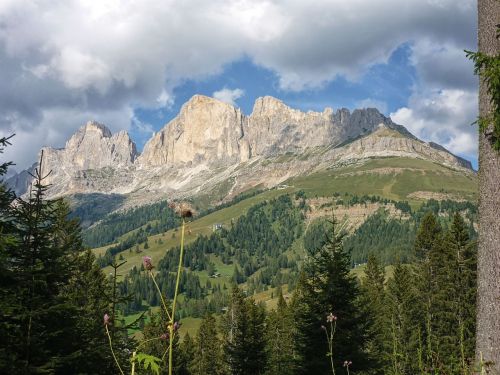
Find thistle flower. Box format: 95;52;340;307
143;256;153;271
168;201;194;218
104;313;110;326
327;312;337;322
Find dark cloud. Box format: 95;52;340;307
0;0;478;168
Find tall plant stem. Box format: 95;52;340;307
150;272;172;321
105;324;124;375
169;218;186;375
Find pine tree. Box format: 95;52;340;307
444;213;477;371
0;136;21;370
10;155;83;372
265;291;299;375
413;211;442;371
0;149;127;373
179;333;196;375
222;286;266;375
293;216;372;374
360;254;390;373
386;264;422;375
191;314;223;375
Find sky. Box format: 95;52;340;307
0;0;479;171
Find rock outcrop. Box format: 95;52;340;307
39;121;138;196
7;95;474;202
139;95;248;167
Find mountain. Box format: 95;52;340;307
7;95;474;207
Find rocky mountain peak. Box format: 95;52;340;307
139;94;247;167
251;96;291;117
83;120;112;136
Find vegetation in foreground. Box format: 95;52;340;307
0;137;481;374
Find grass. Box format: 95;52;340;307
289;157;477;204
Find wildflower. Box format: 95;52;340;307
104;313;110;326
143;256;153;271
326;312;337;322
160;333;169;341
173;321;181;332
321;325;327;331
343;360;352;367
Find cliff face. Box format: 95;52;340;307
139;95;249;167
138;95;400;167
8;95;473;201
38;121;138;196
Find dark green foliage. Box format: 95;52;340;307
466;46;500;150
265;291;301;375
384;212;477;374
294;217;372;374
360;255;390;373
303;218;329;255
190;314;224;374
83;199;179;248
386;263;422;374
222;286;267;375
0;149;121;373
344;210;415;265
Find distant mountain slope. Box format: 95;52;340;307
7;95;474;210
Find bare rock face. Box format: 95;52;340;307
139;95;397;165
39;121;138;195
8;95;473;202
51;121;138;170
139;95;248;167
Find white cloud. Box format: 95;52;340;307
391;89;478;157
213;88;245;106
0;0;477;167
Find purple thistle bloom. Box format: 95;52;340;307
104;313;110;326
143;256;153;271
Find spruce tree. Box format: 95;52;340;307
360;254;390;373
413;211;442;371
222;286;266;375
0;149;125;373
444;213;477;371
386;263;422;375
191;314;223;375
265;291;300;375
293;216;372;374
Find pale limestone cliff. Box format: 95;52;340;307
39;121;138;195
9;95;473;202
138;95;248;167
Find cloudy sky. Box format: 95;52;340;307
0;0;478;170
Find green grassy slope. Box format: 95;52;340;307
288;157;477;203
93;157;476;275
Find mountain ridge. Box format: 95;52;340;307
6;95;474;202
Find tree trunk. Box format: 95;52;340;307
476;0;500;372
